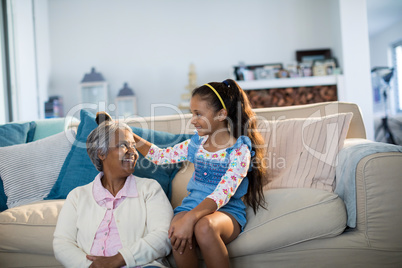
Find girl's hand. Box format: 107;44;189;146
86;253;125;268
168;213;196;255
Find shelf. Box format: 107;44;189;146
236;75;342;90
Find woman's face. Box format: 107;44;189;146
100;128;139;178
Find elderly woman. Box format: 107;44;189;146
53;112;173;268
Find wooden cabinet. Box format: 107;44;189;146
237;75;344;108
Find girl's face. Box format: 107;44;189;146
189;94;225;136
100;128;139;178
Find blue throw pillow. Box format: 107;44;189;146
46;110;192;200
0;178;7;212
0;121;36;146
0;121;36;211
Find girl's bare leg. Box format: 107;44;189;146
194;211;241;268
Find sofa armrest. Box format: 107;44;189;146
355;151;402;250
335;140;402;248
343;138;373;148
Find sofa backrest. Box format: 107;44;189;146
122;101;366;139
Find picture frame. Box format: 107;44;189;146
296;49;332;63
286;63;299;78
234;63;283;80
299;62;313;77
323;58;337;75
276;69;289;78
312;59;327;76
312;58;338;76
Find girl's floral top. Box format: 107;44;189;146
145;135;251;209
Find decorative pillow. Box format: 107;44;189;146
46;110;192;200
0;130;75;208
260;113;353;192
0;121;36;147
32;116;79;141
0;121;37;211
0;179;6;212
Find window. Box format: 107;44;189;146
392;40;402;112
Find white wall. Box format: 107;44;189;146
369;19;402;68
329;0;343;72
338;0;374;140
47;0;342;117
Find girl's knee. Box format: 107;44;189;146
194;217;216;245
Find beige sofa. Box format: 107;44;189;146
1;101;401;267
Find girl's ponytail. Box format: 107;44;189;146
226;79;267;213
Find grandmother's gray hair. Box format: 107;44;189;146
86;120;133;171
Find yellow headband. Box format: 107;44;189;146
204;83;227;110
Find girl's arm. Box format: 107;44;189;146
207;144;251;209
145;139;190;165
133;133;190;165
133;133;152;157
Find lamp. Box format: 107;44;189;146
178;63;197;112
115;82;137;118
80;67;108;107
371;67;397;144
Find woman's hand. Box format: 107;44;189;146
86;253;125;268
168;212;196;255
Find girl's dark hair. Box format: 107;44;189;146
192;79;267;213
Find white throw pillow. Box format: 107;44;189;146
0;130;75;208
259;113;353;192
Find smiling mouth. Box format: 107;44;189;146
123;158;136;169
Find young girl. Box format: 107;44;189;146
133;79;266;268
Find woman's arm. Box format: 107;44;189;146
53;191;93;268
118;180;174;267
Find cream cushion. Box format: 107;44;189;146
228;188;347;256
171;162;193;209
259;113;353;191
0;200;64;255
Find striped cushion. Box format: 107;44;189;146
0;130;75;208
260;113;353;192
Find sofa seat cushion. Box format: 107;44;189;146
227;188;347;257
0;200;64;255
